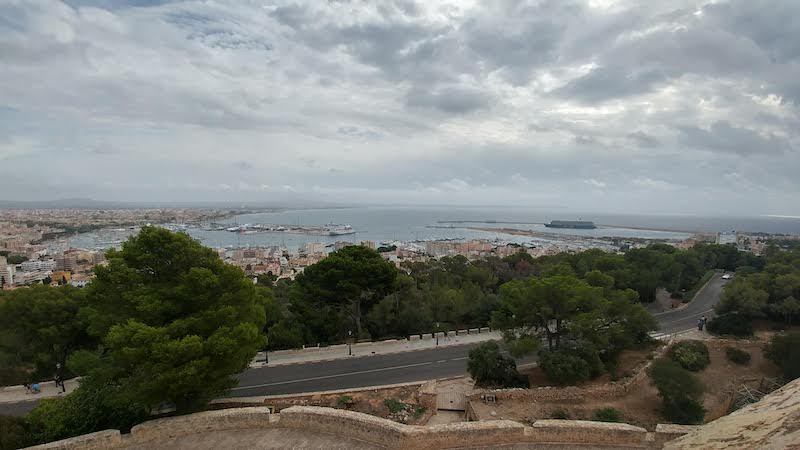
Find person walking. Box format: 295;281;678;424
702;315;708;331
697;317;704;331
55;362;66;393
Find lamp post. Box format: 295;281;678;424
348;330;353;356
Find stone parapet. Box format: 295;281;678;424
129;406;273;445
279;406;408;448
24;405;697;449
25;430;122;450
653;424;700;448
526;420;649;447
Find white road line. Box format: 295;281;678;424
233;357;468;391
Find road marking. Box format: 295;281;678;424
233;357;468;391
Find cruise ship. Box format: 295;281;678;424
325;223;355;236
544;220;596;229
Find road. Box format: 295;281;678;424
230;273;727;398
0;273;727;415
653;272;725;334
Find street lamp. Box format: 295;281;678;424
348;330;353;356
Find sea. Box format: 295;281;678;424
62;206;800;253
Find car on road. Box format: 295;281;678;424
722;273;732;280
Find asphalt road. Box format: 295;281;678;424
653;272;726;334
0;273;727;415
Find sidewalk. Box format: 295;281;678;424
0;378;79;405
251;329;501;368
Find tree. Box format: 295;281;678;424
706;312;753;337
770;296;800;325
76;227;266;413
292;246;397;340
668;340;710;372
715;280;769;318
764;332;800;380
648;358;705;424
0;285;91;379
492;275;655;359
467;341;527;388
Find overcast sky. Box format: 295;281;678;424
1;0;798;215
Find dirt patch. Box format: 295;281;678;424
263;384;434;425
469;339;781;430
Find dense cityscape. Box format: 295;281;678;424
0;207;784;290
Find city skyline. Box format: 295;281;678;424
1;0;799;216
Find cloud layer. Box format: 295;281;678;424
1;0;798;214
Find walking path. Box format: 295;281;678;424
252;330;501;368
0;378;79;405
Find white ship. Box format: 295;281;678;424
325;223;355;236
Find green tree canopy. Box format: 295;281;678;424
492;275;656;358
0;285;91;379
76;226;267;412
467;341;527;388
291;245;397;341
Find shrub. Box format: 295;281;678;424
336;395;354;409
0;415;31;450
725;347;751;365
539;341;604;386
707;313;753;337
467;342;528;388
668;340;710;372
662;396;705;425
648;358;705;424
593;407;622;423
765;332;800;380
551;409;570;419
383;398;405;414
539;350;591;385
25;385;148;445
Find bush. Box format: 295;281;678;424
765;332;800;380
25;385;148;445
725;347;751;365
539;350;591;385
467;342;528;388
539;341;604;386
383;398;405;414
648;358;705;424
668;340;710;372
593;407;622;423
707;313;753;337
662;396;705;425
336;395;354;409
551;409;570;419
0;415;32;450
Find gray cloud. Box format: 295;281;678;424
405;85;493;114
678;121;792;156
0;0;799;215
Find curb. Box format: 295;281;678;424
251;336;502;369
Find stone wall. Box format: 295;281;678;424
129;406;274;445
24;405;695;450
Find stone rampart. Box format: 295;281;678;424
25;430;122;450
24;405;694;450
129;407;273;445
526;420;648;447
